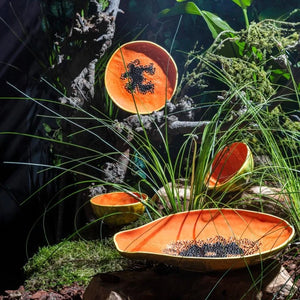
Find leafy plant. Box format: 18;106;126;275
231;0;253;28
159;0;254;40
159;1;234;39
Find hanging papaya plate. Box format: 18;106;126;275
206;142;254;191
104;40;178;114
114;209;294;272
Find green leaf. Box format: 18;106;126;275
159;2;234;39
271;69;291;80
231;0;252;9
236;41;245;56
43;123;52;133
251;46;262;60
201;10;234;38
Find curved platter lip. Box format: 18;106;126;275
114;208;295;271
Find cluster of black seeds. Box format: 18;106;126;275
120;59;156;94
179;241;243;258
163;236;261;258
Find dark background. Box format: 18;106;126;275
0;0;59;291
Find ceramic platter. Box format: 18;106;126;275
114;208;294;272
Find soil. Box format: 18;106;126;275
0;284;85;300
0;246;299;300
279;243;300;299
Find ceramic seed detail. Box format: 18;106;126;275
121;59;156;94
163;236;262;258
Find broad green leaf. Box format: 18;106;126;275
159;2;234;39
231;0;252;9
201;10;234;38
159;2;200;17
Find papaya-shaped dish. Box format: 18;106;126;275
90;191;148;226
206;142;254;191
104;40;178;114
114;209;294;271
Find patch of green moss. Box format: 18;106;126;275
23;213;154;292
24;238;129;291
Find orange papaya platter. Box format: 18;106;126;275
114;208;294;271
104;40;178;114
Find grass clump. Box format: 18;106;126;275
23;239;128;291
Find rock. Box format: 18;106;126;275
106;291;128;300
152;182;290;217
238;185;291;218
30;290;49;299
151;179;191;212
263;266;296;299
84;260;293;300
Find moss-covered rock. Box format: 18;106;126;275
23;239;129;291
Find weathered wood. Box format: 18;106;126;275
83;262;295;300
53;0;122;106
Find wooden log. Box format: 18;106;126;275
84;261;294;300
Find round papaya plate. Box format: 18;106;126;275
206;142;254;191
114;209;294;272
104;40;178;114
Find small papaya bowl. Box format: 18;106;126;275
206;142;254;191
114;208;294;272
90;191;148;226
104;40;178;114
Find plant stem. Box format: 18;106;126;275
242;8;249;29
